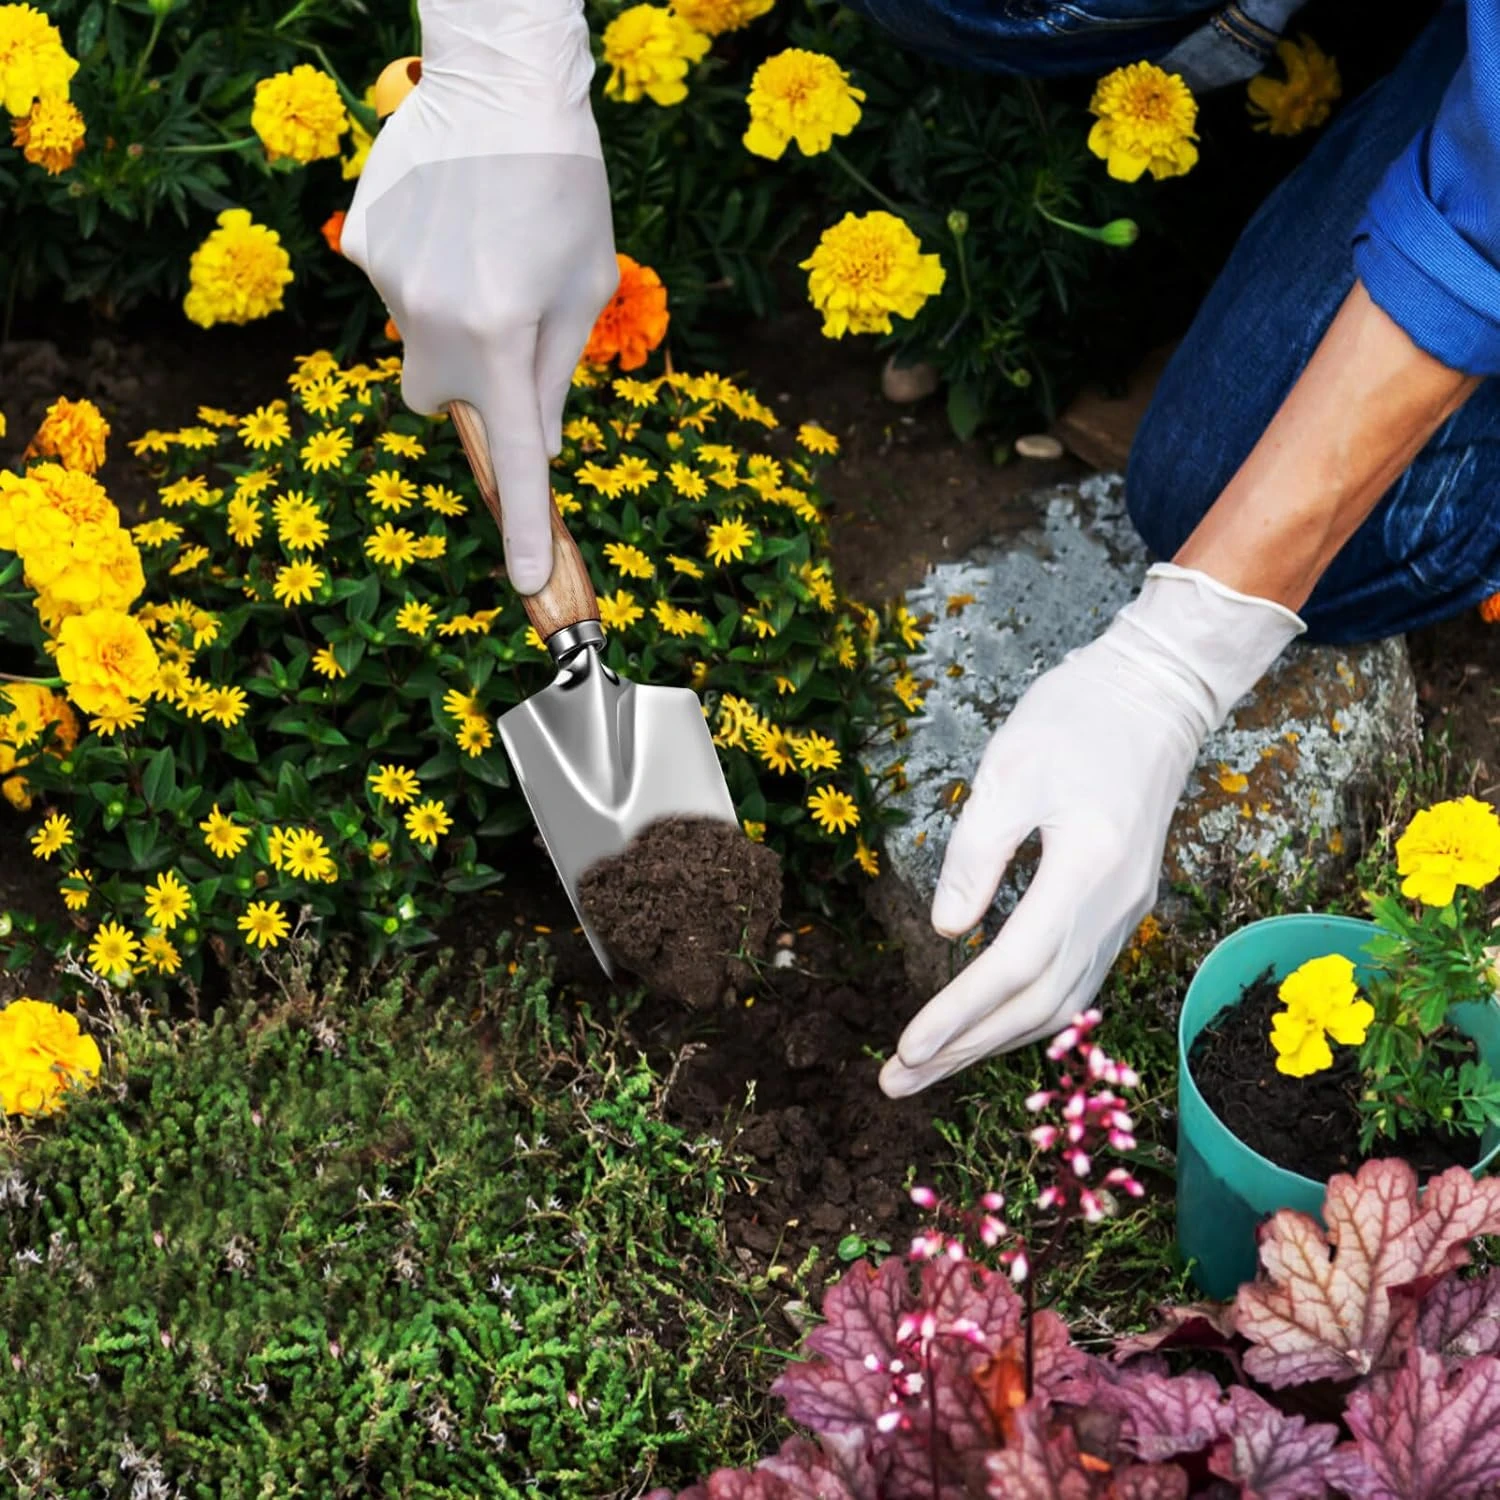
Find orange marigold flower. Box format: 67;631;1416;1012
1481;591;1500;624
582;254;669;372
321;209;346;256
384;317;401;343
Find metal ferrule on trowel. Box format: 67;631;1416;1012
449;402;736;977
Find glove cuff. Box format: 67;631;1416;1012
1110;562;1306;736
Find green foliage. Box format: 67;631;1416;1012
0;942;775;1498
0;355;914;988
1358;886;1500;1150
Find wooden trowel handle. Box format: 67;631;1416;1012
448;399;600;641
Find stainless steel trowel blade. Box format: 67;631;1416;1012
498;646;737;976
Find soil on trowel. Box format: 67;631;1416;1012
578;815;783;1009
1189;969;1472;1183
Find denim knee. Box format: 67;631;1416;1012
1123;400;1211;565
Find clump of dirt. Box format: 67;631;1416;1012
1189;969;1473;1182
578;815;783;1009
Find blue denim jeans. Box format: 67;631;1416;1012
854;0;1500;643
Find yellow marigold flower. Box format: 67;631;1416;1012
0;5;77;116
200;804;250;859
239;899;290;949
127;430;172;456
11;93;84;172
188;607;219;648
1396;796;1500;907
370;764;420;804
456;716;493;756
742;819;767;842
0;997;101;1117
143;871;191;932
60;867;91;912
801;211;946;338
613;377;660;407
599;589;645;631
369;840;390;862
183;209;294;328
300;375;348;418
251;64;346;163
750;721;798;775
578;461;629;499
273;559;324;606
365;523;418;572
396;599;436;637
604;541;655;579
311;644;345;679
301;426;352;473
667;463;708;500
275;496;328;552
1269;954;1373;1078
667;553;705;579
602;4;710;107
132;519;182;548
201;685;248;727
442;688;483;720
794;731;841;772
1087;61;1198;182
153;660;190;702
239;404;291;450
670;0;773;33
436;612;497;638
706;515;755;566
30;809;70;859
807;784;859;834
25;395;107;471
1248;35;1340;137
197;405;238;428
421;483;465;517
55;608;158;717
157;476;208;510
744;49;864;160
797;421;839;455
168;544;210;577
405;798;453;846
367;469;418;512
173;425;220;451
87;920;138;981
141;933;181;975
652;599;707;637
854;837;879;877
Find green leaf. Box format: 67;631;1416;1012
946;381;983;442
124;820;160;871
141;747;177;809
347;574;381;625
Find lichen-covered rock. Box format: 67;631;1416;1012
864;474;1420;996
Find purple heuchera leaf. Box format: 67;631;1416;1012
1325;1347;1500;1500
1111;1303;1238;1364
1112;1467;1191;1500
983;1400;1100;1500
1236;1161;1500;1388
1417;1268;1500;1364
772;1255;1087;1497
659;1431;878;1500
1088;1361;1230;1463
1206;1386;1339;1500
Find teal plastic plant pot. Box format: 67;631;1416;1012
1176;913;1500;1300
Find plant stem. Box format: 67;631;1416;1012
160;135;259;156
0;673;64;688
827;146;908;220
133;9;166;86
1024;1212;1074;1397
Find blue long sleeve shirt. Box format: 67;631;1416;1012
1355;1;1500;374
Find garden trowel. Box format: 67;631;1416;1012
449;400;737;977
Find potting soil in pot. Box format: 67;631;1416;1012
577;815;783;1009
1189;969;1473;1182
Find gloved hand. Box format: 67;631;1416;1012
1156;0;1308;92
879;563;1305;1099
341;0;619;596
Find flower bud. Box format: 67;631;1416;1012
1098;218;1140;247
909;1185;938;1209
946;209;970;237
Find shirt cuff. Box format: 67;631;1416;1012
1354;148;1500;376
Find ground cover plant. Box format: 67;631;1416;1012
0;341;917;990
0;939;793;1499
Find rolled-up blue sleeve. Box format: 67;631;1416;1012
1354;2;1500;374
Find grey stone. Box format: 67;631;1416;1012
864;474;1421;997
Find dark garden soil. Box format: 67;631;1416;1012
578;814;783;1010
1189;969;1473;1183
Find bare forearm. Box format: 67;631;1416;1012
1173;282;1479;611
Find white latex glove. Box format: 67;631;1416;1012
1156;0;1308;91
880;563;1305;1099
341;0;619;595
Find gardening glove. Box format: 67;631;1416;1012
340;0;619;596
879;563;1305;1099
1156;0;1308;91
